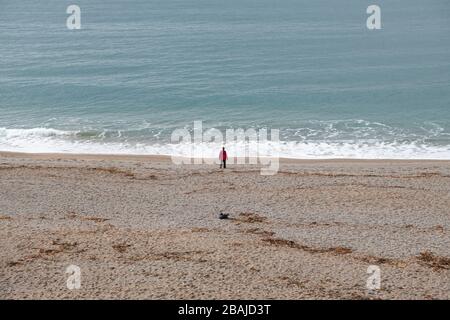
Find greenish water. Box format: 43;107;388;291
1;0;449;158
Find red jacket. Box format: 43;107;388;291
219;150;228;161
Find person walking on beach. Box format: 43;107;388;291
219;147;228;169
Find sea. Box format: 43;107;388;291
1;0;450;159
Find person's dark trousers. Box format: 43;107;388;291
220;160;226;169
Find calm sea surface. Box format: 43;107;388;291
1;0;450;158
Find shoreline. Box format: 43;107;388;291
2;150;450;165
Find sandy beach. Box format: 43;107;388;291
0;152;449;299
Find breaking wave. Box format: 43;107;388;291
1;126;450;159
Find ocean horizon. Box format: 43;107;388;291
1;0;450;159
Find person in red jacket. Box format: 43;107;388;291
219;147;228;169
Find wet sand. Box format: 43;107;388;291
0;152;449;299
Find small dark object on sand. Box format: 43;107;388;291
219;213;229;220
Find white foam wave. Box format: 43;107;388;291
1;127;450;159
0;127;74;138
